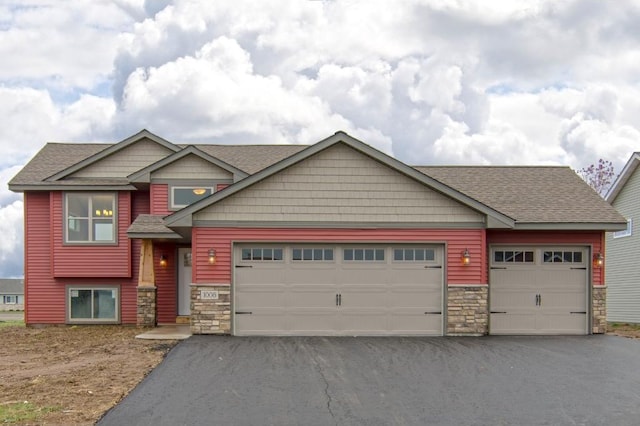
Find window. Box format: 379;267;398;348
543;251;583;264
171;186;214;209
393;248;436;262
65;193;116;243
613;219;633;238
3;295;17;304
343;248;385;262
493;250;534;263
292;248;334;261
241;247;284;261
67;286;119;323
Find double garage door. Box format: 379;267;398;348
490;246;589;335
234;244;444;336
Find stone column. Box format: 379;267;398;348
447;285;488;336
592;286;607;334
137;239;157;327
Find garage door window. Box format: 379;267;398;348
494;250;534;263
343;248;385;261
241;248;284;261
393;248;435;262
543;251;583;263
292;248;334;261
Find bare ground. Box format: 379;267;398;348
0;322;638;425
0;325;177;425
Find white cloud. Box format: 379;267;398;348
0;200;24;278
2;0;640;276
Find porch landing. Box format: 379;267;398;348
135;324;192;340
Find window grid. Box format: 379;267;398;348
493;250;535;263
543;251;583;264
65;193;116;243
292;248;334;261
393;248;436;262
343;248;385;262
241;248;284;261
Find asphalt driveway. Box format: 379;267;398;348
99;335;640;426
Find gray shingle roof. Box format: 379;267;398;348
9;143;308;187
0;279;24;294
8;137;626;227
127;214;182;239
415;166;625;224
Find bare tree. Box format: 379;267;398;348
578;159;615;196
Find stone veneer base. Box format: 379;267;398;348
191;284;231;335
137;287;157;327
592;286;606;334
447;286;488;336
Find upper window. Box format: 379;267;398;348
3;295;17;304
613;219;633;239
65;193;116;243
171;186;214;209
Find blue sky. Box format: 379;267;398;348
1;0;640;277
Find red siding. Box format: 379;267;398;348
151;184;170;215
192;228;486;286
216;183;229;191
25;192;64;324
487;230;605;285
25;191;144;325
51;192;131;277
155;243;178;323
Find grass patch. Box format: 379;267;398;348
608;322;640;330
0;402;59;423
0;320;24;328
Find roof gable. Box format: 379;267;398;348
166;131;514;228
128;146;249;183
46;129;181;181
606;152;640;204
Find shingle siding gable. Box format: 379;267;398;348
606;164;640;323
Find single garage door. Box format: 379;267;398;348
490;246;589;335
234;244;444;336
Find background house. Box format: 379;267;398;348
0;279;24;311
606;152;640;323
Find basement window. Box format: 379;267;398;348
67;286;119;324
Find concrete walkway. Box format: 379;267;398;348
135;324;191;340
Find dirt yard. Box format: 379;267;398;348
607;322;640;339
0;324;177;425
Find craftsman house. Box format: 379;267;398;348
605;152;640;323
9;130;626;335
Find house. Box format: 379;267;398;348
0;279;24;311
605;152;640;323
9;130;626;335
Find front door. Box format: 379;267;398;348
178;248;192;316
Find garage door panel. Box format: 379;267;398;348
490;313;537;334
235;244;443;336
490;246;588;335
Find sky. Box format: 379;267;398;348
2;0;640;278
